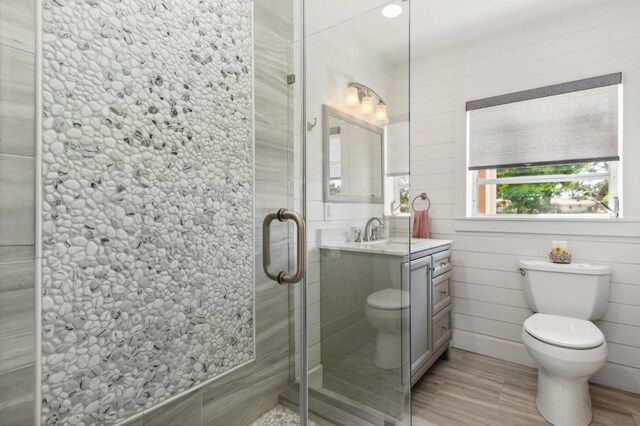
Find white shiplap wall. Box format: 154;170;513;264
410;0;640;393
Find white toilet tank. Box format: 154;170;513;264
518;260;611;320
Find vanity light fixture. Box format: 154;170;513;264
344;82;389;124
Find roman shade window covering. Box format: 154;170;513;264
467;73;621;170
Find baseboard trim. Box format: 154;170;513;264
591;362;640;394
452;329;536;368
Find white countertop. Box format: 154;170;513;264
318;238;452;256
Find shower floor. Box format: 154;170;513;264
251;405;318;426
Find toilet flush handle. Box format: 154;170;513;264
518;267;526;276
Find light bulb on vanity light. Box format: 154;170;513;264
374;102;388;123
361;95;374;115
345;86;360;107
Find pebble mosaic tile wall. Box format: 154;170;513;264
40;0;253;424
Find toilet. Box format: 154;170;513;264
518;260;611;426
365;288;409;369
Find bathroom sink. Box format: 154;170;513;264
319;237;452;256
365;239;395;245
366;240;408;249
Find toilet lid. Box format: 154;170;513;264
367;289;410;310
524;313;605;349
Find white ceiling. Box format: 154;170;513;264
307;0;611;64
410;0;610;60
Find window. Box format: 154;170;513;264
328;129;342;196
467;73;622;217
474;162;618;216
389;175;410;214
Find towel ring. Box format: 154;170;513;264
411;193;431;212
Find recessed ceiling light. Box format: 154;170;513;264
382;4;402;18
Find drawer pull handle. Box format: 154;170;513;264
440;325;448;331
440;261;447;267
440;290;447;296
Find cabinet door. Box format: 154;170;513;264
405;256;431;374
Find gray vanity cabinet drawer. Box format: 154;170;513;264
433;304;452;350
432;271;452;315
432;249;452;277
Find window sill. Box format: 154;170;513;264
454;216;640;237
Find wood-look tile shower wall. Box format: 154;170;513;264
0;0;36;424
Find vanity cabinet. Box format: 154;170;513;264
318;232;453;388
405;245;453;385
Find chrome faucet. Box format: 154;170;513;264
363;217;385;242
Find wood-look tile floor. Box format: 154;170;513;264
412;349;640;426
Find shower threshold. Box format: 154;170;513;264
251;405;319;426
279;384;403;426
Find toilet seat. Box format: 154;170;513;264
366;289;409;310
524;313;604;349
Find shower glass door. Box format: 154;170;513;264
253;0;308;423
259;1;411;424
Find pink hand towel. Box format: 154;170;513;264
412;210;430;239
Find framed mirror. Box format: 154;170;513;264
323;105;385;203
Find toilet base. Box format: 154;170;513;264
522;328;607;426
536;368;592;426
374;331;401;369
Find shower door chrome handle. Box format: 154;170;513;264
263;208;306;284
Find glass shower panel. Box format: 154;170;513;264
303;1;412;424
